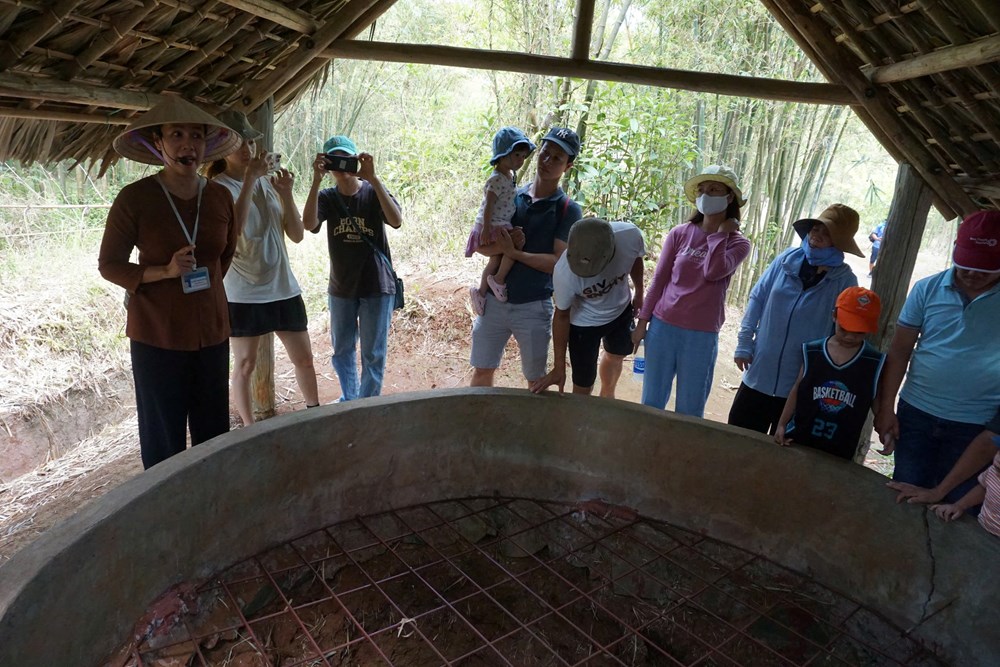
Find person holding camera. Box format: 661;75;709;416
304;135;402;401
205;110;319;425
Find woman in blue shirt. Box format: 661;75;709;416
727;204;862;435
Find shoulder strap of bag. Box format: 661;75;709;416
556;194;571;225
333;188;396;276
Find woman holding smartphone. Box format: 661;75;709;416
207;110;319;425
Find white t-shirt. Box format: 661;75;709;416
553;221;645;326
474;171;517;229
215;174;301;304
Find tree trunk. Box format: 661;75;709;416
248;97;277;421
854;162;935;464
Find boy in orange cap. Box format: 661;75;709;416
775;287;886;461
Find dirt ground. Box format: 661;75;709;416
1;247;941;567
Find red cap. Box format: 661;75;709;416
953;211;1000;273
835;287;881;333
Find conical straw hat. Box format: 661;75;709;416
113;96;241;165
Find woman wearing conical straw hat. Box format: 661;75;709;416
98;96;241;469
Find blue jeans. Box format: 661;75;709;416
641;318;718;418
893;400;987;504
328;293;394;401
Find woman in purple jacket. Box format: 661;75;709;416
631;166;751;418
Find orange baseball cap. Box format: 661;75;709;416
835;287;881;333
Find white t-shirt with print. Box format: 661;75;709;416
474;171;517;229
553;221;645;327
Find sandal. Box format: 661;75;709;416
487;274;508;302
469;286;486;316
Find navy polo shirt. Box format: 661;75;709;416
505;185;582;304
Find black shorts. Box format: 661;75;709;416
229;295;308;337
568;304;634;389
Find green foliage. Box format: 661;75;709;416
1;0;906;309
571;83;697;249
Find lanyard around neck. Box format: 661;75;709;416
157;175;205;258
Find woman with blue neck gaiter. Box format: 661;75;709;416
728;203;865;435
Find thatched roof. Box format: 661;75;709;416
0;0;998;218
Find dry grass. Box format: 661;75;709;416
0;248;129;418
0;416;142;566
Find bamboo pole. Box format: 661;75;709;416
215;0;321;33
866;34;1000;83
0;0;83;73
323;40;857;105
0;106;131;124
59;0;159;80
760;0;972;218
0;72;164;110
572;0;597;61
240;0;382;113
153;14;257;93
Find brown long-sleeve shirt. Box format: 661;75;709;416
99;175;237;351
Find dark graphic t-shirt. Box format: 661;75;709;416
313;180;397;298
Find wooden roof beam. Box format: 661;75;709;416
572;0;596;61
761;0;974;217
0;71;164;110
0;0;83;74
215;0;321;33
238;0;383;113
322;40;856;105
866;34;1000;83
0;105;132;124
341;0;398;39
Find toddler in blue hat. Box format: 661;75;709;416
466;126;536;315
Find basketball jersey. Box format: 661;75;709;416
786;339;885;460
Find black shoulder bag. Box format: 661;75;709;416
333;189;404;310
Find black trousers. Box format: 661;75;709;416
130;339;230;469
727;382;788;436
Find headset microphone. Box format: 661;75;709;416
161;148;195;166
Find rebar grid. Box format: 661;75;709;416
121;497;945;667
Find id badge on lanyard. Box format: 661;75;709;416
159;176;209;294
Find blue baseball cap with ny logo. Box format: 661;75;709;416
542;127;581;159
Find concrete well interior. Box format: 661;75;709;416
0;388;998;666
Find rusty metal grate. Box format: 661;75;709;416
112;497;945;666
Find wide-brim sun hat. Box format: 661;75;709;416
683;165;746;207
792;203;864;257
113;96;241;165
953;210;1000;273
217;109;263;142
491;127;536;165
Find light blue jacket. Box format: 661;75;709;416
736;247;858;397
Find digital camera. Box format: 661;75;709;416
323;154;359;173
264;152;282;172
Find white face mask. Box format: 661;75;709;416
696;193;730;216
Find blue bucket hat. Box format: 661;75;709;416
323;135;358;155
491;127;536;165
